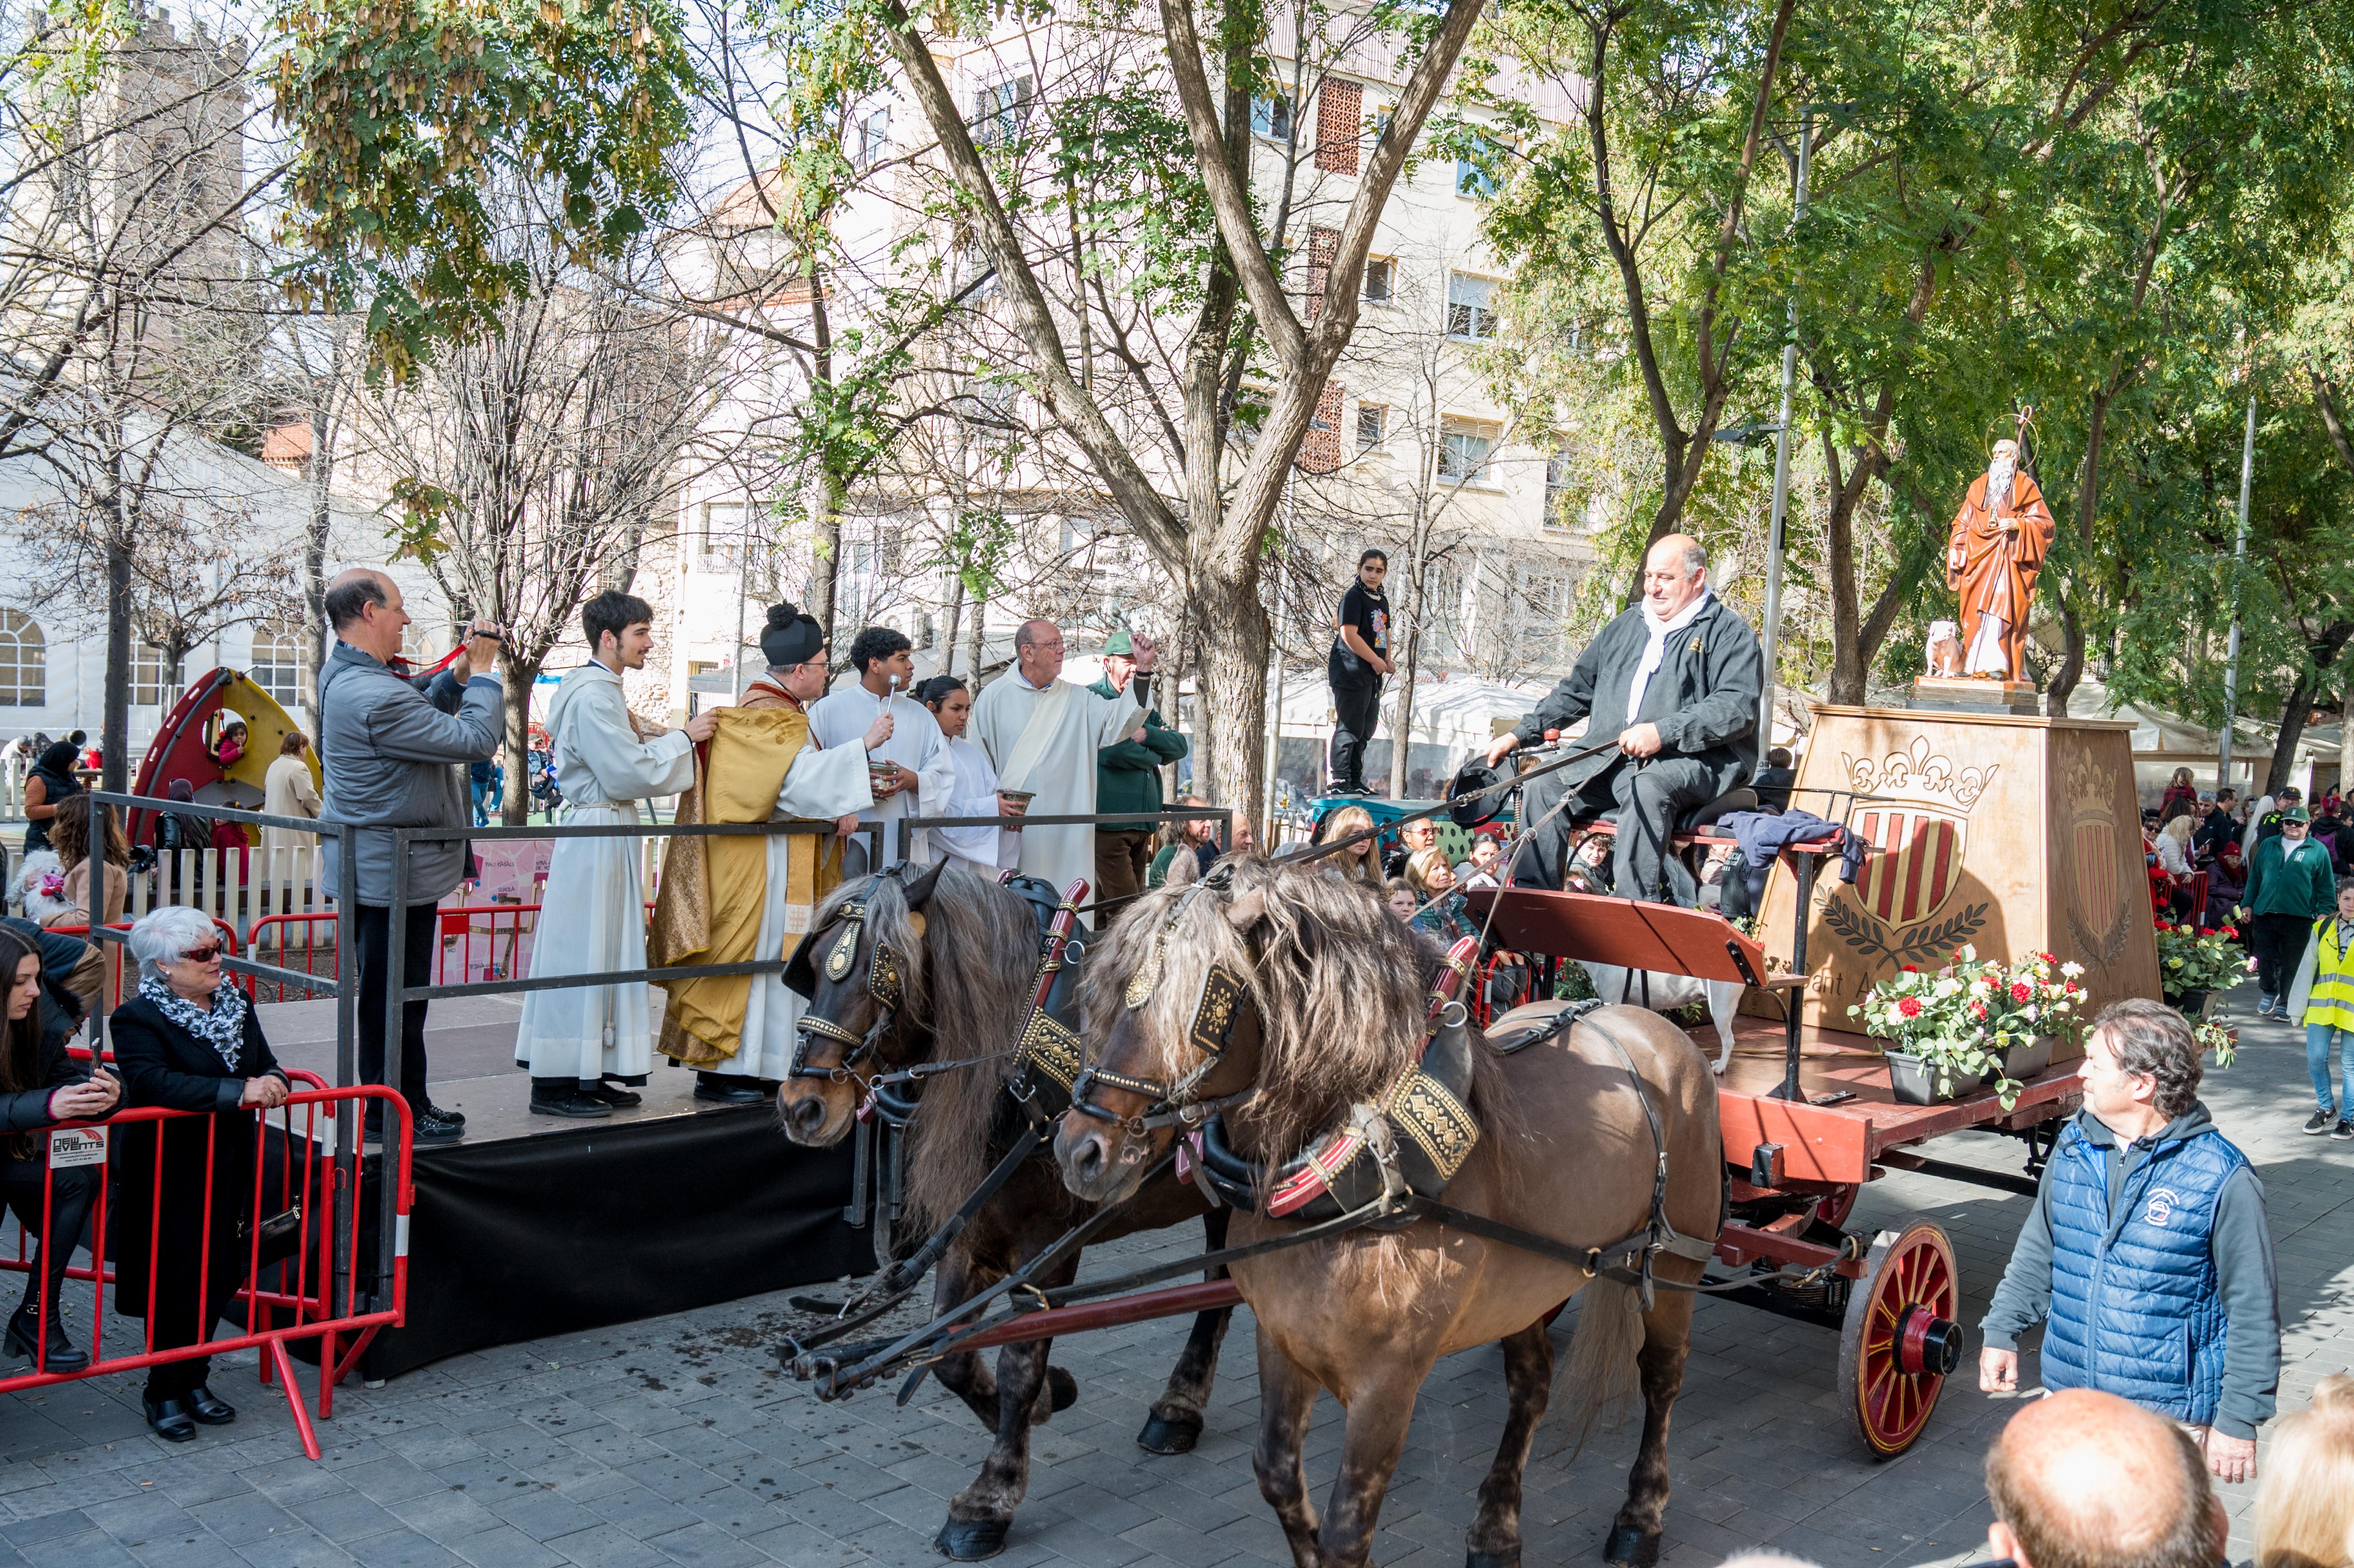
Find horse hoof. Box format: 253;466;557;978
1136;1410;1202;1454
1602;1525;1656;1567
935;1519;1011;1560
1467;1551;1522;1568
1047;1367;1078;1413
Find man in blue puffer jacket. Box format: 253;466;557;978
1980;999;2279;1485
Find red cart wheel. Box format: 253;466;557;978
1838;1222;1961;1459
1814;1185;1859;1229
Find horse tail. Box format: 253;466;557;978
1551;1276;1644;1454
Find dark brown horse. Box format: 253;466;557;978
777;861;1236;1560
1055;860;1723;1568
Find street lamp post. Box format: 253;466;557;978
2218;395;2255;791
1757;110;1811;750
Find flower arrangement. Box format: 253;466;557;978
1849;947;2087;1106
2152;921;2253;1001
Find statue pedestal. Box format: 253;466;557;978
1760;704;2160;1044
1910;676;2040;715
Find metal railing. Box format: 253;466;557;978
894;806;1233;912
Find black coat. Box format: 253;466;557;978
0;1023;98;1143
107;995;289;1323
1510;595;1763;802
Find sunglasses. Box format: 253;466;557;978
178;945;224;964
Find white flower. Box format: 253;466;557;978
2022;1004;2038;1021
1971;978;1994;996
1934;977;1962;999
2060;961;2085;978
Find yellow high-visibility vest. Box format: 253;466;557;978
2309;918;2354;1034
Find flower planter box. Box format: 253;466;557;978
2168;988;2221;1022
2000;1035;2055;1081
1885;1051;1984;1106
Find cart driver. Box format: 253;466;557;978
1484;534;1762;903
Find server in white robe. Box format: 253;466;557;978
514;593;717;1118
917;675;1013;872
968;619;1141;917
807;626;958;870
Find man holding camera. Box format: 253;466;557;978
317;568;505;1145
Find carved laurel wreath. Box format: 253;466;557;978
1825;897;1992;972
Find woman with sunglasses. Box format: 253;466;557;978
109;906;292;1441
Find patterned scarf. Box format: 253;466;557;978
138;975;249;1069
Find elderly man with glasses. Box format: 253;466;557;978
969;619;1145;925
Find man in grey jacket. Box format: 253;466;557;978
316;568;503;1145
1485;533;1762;901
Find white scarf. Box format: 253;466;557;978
1626;590;1712;722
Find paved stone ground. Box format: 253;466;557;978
0;979;2346;1568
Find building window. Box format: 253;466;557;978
1356;405;1387;452
1447;272;1497;341
1545;445;1575;528
1367;102;1394;152
975;74;1034;148
1363;257;1394;305
130;643;164;707
250;618;307;706
852;106;890;171
1437;422;1495;485
700;501;749;566
0;610;41;707
1315;80;1361;174
1251;92;1293;141
1456;132;1506;198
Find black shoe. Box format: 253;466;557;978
2306;1109;2335;1135
585;1081;642;1108
694;1080;766;1105
414;1108;466;1144
5;1304;87;1373
423;1102;466;1128
143;1397;197;1442
530;1092;611;1120
184;1384;236;1425
2335;1119;2354;1143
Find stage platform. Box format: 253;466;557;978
253;996;874;1381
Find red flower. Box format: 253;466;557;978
1901;964;1918;973
2041;952;2057;963
2065;982;2081;996
1971;1002;1987;1019
2221;926;2239;939
1898;997;1923;1019
2196;927;2213;937
2009;981;2033;1004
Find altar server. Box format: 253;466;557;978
807;625;957;871
650;603;883;1103
969;619;1140;919
514;592;717;1119
917;675;1014;872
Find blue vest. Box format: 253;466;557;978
2039;1117;2245;1423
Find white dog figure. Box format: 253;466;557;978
1925;620;1964;678
1580;963;1743;1073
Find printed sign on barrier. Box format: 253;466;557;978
47;1127;106;1168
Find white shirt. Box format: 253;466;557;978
1626;589;1713;722
806;680;958;865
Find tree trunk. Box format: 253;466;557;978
964;591;987;678
2267;672;2312;798
1822;439;1869;705
1193;554;1269;830
2047;393;2113;718
102;494;132;795
1388;533;1425;797
941;577;964;676
501;648;544;826
2048;596;2085;719
811;463;845;633
303;401;333;734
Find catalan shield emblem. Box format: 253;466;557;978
1850;807;1967;925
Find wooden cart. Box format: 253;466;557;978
1465;881;2081;1458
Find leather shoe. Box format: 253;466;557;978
414;1109;465;1145
693;1081;766;1105
185;1384;236;1425
530;1092;611;1120
423;1101;466;1128
6;1303;88;1373
143;1396;197;1442
585;1081;642;1108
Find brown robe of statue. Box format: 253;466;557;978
1945;471;2056;682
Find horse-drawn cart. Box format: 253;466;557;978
1463;867;2083;1459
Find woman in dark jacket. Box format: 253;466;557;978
18;742;79;857
109;906;291;1441
0;927;116;1373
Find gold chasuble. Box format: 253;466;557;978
650;707;845;1067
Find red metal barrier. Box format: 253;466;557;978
0;1084;411;1459
244;902;657;1002
1473;950;1533;1026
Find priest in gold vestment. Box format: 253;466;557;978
649;603;887;1103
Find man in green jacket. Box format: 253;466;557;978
2245;805;2336;1016
1089;631;1187;922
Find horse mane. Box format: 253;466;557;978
1083;857;1521;1164
823;867;1043;1232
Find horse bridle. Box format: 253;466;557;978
1068;873;1263;1138
789;878;912;1086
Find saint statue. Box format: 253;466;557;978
1945;432;2056;683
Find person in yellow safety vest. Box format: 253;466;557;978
2285;877;2354;1139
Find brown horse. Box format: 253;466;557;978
776;861;1237;1560
1054;860;1723;1568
